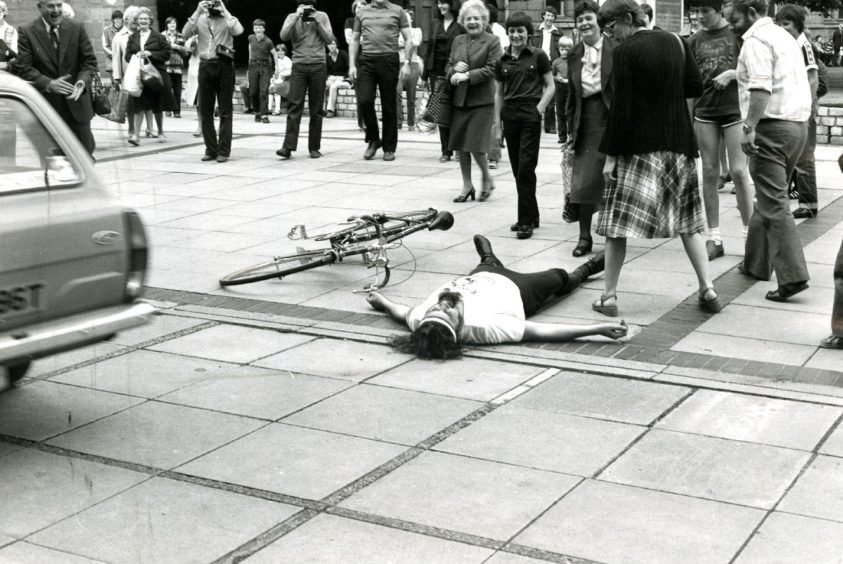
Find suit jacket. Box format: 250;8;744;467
15;17;97;124
446;32;502;108
565;37;614;145
424;19;464;79
126;29;171;72
529;25;562;61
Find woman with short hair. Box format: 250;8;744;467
163;16;187;119
424;0;464;163
593;0;722;316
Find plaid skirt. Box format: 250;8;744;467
596;151;705;239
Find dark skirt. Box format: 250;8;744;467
134;64;175;113
448;104;494;154
570;94;608;205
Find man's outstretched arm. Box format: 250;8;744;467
367;292;411;326
522;320;627;342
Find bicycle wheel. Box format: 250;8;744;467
219;250;335;287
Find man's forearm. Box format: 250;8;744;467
279;13;297;41
744;89;771;128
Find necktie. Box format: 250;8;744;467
50;25;59;52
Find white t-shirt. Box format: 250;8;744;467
407;272;526;344
797;32;818;72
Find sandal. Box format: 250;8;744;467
592;294;618;317
819;335;843;349
572;237;593;257
479;180;495;201
698;287;723;313
765;281;808;302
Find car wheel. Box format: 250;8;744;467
1;362;31;392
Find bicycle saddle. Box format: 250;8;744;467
428;211;454;231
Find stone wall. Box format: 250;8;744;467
818;105;843;146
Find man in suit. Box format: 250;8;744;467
16;0;98;155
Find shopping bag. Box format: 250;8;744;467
421;76;452;127
139;55;163;92
90;74;111;116
123;53;143;97
415;86;437;134
560;141;579;223
103;87;128;123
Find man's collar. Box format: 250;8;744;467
42;17;58;31
742;16;771;40
541;23;559;33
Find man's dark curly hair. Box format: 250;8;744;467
389;323;463;360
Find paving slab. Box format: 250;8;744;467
514;480;763;564
601;429;810;509
245;514;493;563
339;451;581;540
820;422;843;456
778;455;843;522
735;511;843;564
28;478;299;564
0;541;109;562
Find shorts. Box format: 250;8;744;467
694;113;742;128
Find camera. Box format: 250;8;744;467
301;5;315;21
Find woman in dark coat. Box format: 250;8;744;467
566;0;614;257
424;0;464;162
446;0;502;202
125;7;173;146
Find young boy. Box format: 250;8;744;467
552;35;573;143
247;19;276;123
494;11;556;240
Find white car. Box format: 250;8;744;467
0;71;154;389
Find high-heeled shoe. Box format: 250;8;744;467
158;132;167;142
572;237;593;257
127;135;139;146
453;188;476;203
479;181;495;201
145;130;158;138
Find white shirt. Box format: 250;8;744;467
540;27;554;57
273;54;292;80
0;21;18;53
408;272;526;344
580;37;603;98
736;17;811;122
797;32;818;72
491;22;509;49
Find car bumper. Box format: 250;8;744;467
0;302;156;364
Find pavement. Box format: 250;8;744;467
1;111;842;563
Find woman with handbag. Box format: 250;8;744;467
424;0;464;162
125;7;174;146
566;0;615;257
447;1;502;202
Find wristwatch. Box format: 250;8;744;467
742;123;754;134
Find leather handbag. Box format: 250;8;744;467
139;55;163;92
422;76;452;127
90;74;112;117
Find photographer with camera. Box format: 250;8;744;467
275;0;334;160
183;0;243;163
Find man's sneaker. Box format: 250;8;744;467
706;240;725;260
261;116;270;124
276;147;292;159
792;207;817;219
788;186;799;200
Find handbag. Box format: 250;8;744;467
415;85;437;133
560;141;579;223
90;74;111;116
139;55;163;92
123;53;143;97
421;76;452;127
104;87;129;123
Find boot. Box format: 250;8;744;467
474;235;502;267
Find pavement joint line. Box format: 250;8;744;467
490;368;559;405
212;508;321;564
496;542;604;564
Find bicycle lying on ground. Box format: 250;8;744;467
219;208;455;289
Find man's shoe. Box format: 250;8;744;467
705;240;725;260
276;147;292;159
201;154;217;161
261;116;270;124
439;154;451;163
216;155;229;163
408;124;415;131
788;186;799;200
165;111;172;117
398;122;403;129
254;114;262;122
510;220;539;231
309;150;322;159
792;207;817;219
326;110;334;118
173;112;181;118
473;234;503;267
516;225;533;239
363;141;381;160
765;281;809;302
244;109;255;114
383;151;395;161
489;160;498;169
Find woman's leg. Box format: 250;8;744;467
573;204;595;256
458;151;473;193
129;112;144;144
723;123;754;229
680;231;716;296
154;111;164;135
695;120;724;256
472;152;490;188
602;236;626;298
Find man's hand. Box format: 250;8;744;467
603;155;617;188
67;80;85;101
348;65;357;81
711;69;735;90
741;130;758;156
453;61;469;73
46;74;76;96
450;72;468;85
598;320;628;340
494;121;503;147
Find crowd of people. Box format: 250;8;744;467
1;0;841;360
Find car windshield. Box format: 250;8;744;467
0;96;82;193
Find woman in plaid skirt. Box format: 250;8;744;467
592;0;723;317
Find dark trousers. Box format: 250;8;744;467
168;72;183;115
554;83;568;140
833;239;843;337
795;113;818;209
471;263;587;317
544;104;556;134
744;119;809;285
248;60;272;116
358;52;400;152
240;85;252;111
502;103;542;226
429;74;451;155
283;62;327;152
198;59;235;158
53;99;95;155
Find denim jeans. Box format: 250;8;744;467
502;102;542;226
198;59;235;158
248;60;272;116
795;113;818;210
358;53;400;151
744;119;809;285
283;62;327;152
